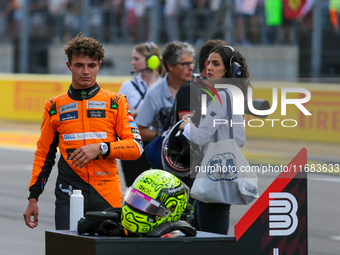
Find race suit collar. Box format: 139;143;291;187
68;83;100;100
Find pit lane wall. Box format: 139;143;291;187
0;74;339;143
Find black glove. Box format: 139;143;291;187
97;220;142;237
97;220;126;236
77;210;119;235
77;217;102;235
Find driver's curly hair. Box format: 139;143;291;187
64;32;105;63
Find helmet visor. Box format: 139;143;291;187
124;187;172;218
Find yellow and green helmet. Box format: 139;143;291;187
121;169;189;233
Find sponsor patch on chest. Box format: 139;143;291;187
60;102;78;114
60;111;78;121
87;110;106;118
87;101;106;109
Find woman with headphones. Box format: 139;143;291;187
119;42;166;118
119;42;166;187
179;45;251;235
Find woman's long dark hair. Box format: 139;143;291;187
209;45;251;112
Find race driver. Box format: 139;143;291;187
23;32;143;230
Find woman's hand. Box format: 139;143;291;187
179;117;191;130
179;110;195;121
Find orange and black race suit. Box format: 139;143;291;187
28;84;143;229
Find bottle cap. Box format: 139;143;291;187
73;190;82;195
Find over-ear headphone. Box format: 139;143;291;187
222;45;242;78
145;42;160;70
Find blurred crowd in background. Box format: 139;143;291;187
0;0;338;46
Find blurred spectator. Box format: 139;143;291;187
298;0;314;35
0;0;318;46
191;0;210;43
47;0;69;42
164;0;180;41
88;0;106;42
114;0;151;43
101;0;116;42
329;0;340;33
63;0;83;41
5;0;22;42
29;0;49;36
250;0;265;44
102;0;125;43
281;17;296;44
135;0;146;42
124;0;138;42
234;0;259;45
191;0;209;27
264;0;282;44
0;0;8;42
281;0;313;44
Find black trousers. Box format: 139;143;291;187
190;200;231;235
121;151;150;187
54;180;111;230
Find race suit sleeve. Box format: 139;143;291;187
28;99;59;200
105;93;143;160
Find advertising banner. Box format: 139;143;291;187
1;75;339;143
0;74;128;122
245;82;340;143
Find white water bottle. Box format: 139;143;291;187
69;189;84;232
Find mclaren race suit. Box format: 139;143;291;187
28;84;143;229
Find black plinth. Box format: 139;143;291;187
46;230;236;255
